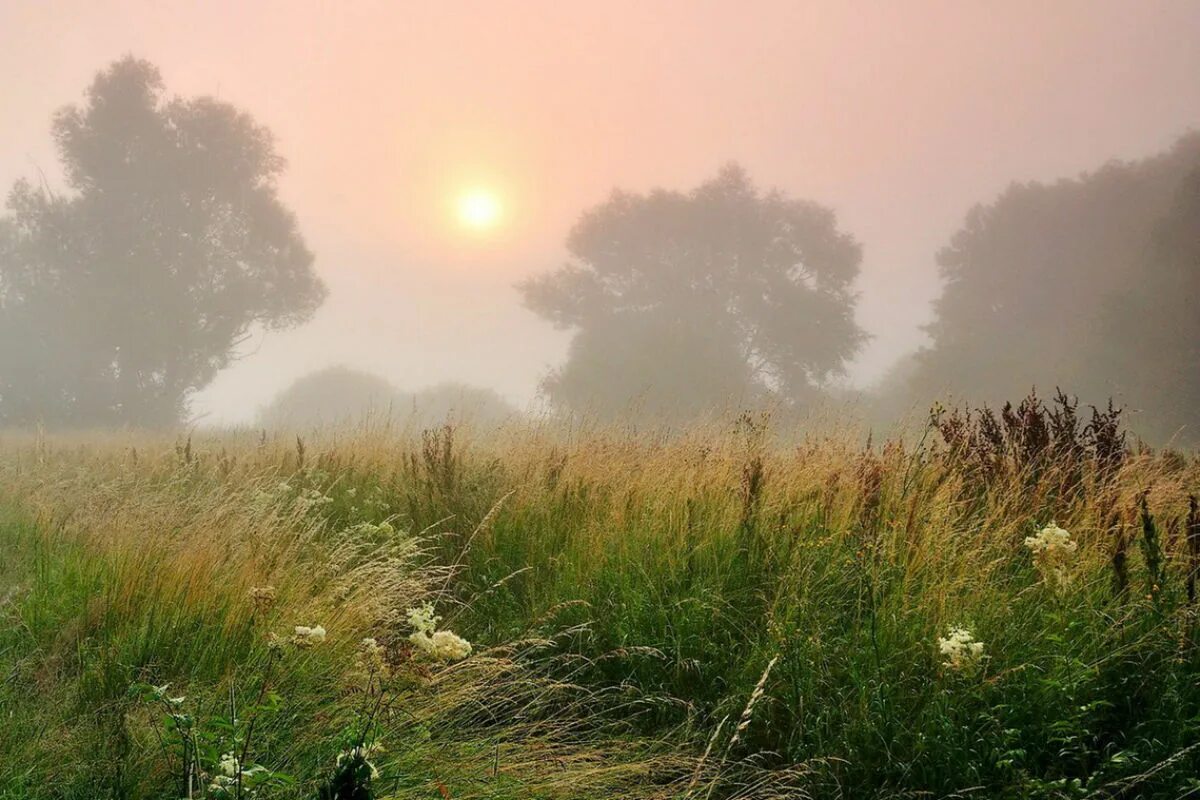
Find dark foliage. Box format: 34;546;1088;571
1188;495;1200;603
1139;493;1166;600
930;388;1126;489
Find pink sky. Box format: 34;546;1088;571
2;1;1198;422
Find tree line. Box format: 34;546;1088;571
2;58;1197;442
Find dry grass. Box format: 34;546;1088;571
0;408;1198;798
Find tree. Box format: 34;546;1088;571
409;382;516;428
0;57;326;426
257;366;517;430
520;165;865;419
257;366;402;428
1099;166;1200;443
914;134;1200;417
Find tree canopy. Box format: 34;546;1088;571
520;165;865;419
915;133;1200;424
1098;164;1200;443
0;57;326;426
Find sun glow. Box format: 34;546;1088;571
456;189;502;231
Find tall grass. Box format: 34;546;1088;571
1;402;1199;798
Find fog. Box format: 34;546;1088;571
1;1;1198;430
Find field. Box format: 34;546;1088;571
2;401;1200;799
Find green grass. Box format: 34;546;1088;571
1;421;1199;798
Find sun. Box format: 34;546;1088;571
456;188;502;231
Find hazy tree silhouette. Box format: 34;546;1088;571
0;57;325;426
258;366;517;429
520;165;865;419
257;366;402;428
915;133;1200;421
1099;166;1200;443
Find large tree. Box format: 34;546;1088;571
915;134;1200;418
520;165;865;419
0;57;326;426
1098;166;1200;443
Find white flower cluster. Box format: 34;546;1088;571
337;742;384;780
1024;521;1077;588
218;753;239;777
208;752;240;794
149;682;186;707
296;488;334;514
406;602;472;662
250;481;292;509
293;624;327;647
938;626;985;672
348;520;396;539
407;603;440;636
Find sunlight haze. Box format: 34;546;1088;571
1;0;1197;423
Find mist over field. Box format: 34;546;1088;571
2;0;1198;437
3;4;1200;799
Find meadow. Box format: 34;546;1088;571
2;395;1199;799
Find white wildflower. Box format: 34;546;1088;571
426;630;473;661
406;602;440;636
938;626;985;672
348;520;396;539
1024;520;1078;588
217;752;239;777
337;742;383;779
406;603;471;662
296;488;334;514
293;624;327;647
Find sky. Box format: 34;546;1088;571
2;0;1198;424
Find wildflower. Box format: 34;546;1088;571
206;752;241;793
1025;521;1078;588
217;752;240;777
406;602;440;636
417;629;473;662
938;626;984;672
406;603;471;662
348;520;396;539
249;585;276;614
336;742;384;780
293;624;327;647
297;488;335;514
